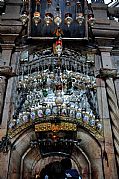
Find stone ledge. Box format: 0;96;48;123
0;66;16;77
96;68;118;78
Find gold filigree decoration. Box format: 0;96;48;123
35;122;77;132
8;118;103;139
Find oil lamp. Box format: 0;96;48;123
76;13;84;25
20;11;29;25
64;13;73;27
54;4;62;26
47;0;52;5
64;0;73;27
33;11;41;26
88;14;96;27
33;0;41;26
55;38;62;57
55;93;64;106
44;12;53;26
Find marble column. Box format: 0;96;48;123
0;52;18;179
0;76;6;124
0;66;12;179
99;46;119;177
0;45;14;138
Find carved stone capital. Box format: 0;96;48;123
98;46;113;52
1;43;15;51
99;68;117;78
0;66;16;78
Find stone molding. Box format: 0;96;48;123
98;46;113;52
99;68;117;78
0;66;16;77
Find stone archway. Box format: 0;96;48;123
22;146;90;179
7;127;104;179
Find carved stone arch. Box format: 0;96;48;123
20;147;41;179
7;125;104;179
21;144;90;179
30;147;90;179
77;129;104;179
7;129;36;179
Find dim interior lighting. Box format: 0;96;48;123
20;11;29;25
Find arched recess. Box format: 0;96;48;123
7;127;104;179
7;129;36;179
21;144;90;179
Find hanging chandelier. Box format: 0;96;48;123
44;12;53;26
8;48;102;139
76;1;84;25
88;13;96;27
53;38;63;57
33;0;41;26
54;3;62;26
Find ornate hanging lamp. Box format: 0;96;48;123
64;0;73;27
44;0;53;26
20;0;29;25
88;12;96;27
54;3;62;26
20;11;29;25
53;38;63;57
44;12;53;26
47;0;52;5
76;1;84;25
33;0;41;26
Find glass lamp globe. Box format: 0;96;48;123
55;92;64;106
97;123;102;130
88;14;96;27
54;4;62;26
64;13;73;27
54;15;62;26
76;13;84;25
55;39;62;57
44;12;53;26
47;0;52;5
20;12;29;25
55;96;64;106
33;11;41;26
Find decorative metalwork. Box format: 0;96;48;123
0;136;12;153
8;48;102;139
35;122;77;132
20;0;29;25
30;139;81;147
30;138;82;155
